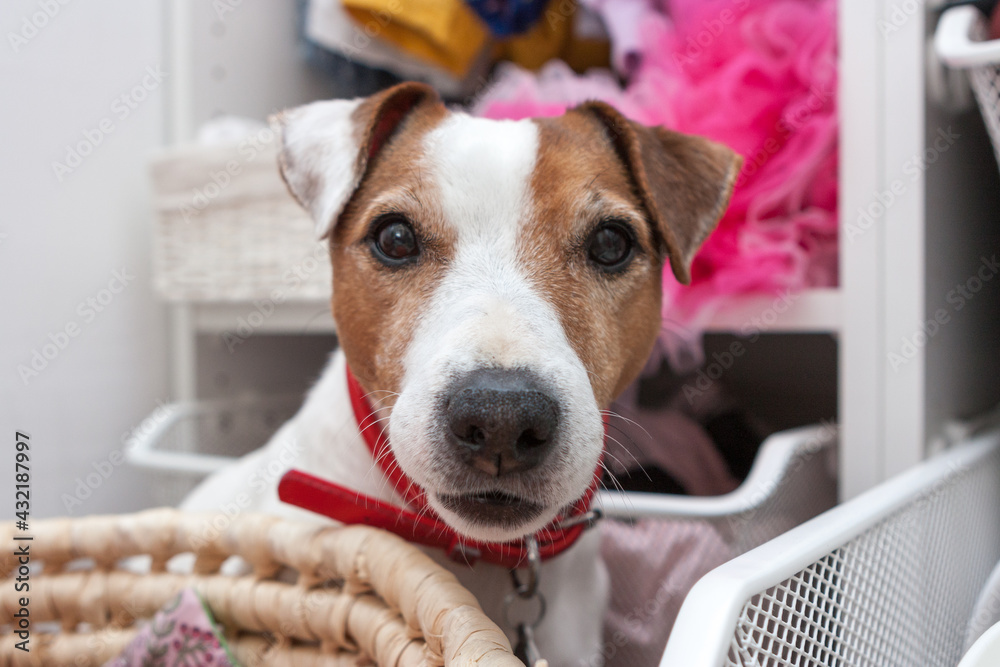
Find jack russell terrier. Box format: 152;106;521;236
182;81;739;665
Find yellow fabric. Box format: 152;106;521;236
342;0;609;80
344;0;489;78
561;35;611;73
495;0;610;73
496;0;573;71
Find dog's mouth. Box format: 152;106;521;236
437;490;544;529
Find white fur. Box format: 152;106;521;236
181;352;403;519
183;350;608;666
276;98;364;238
186;110;609;665
390;114;605;543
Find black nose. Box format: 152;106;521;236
446;369;559;476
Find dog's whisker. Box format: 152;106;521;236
601;409;654;444
603;421;646;460
609;424;643;451
371;446;403;488
356;411;393;436
598;461;628;497
601;431;652;482
598;459;625;490
356;414;399;492
604;435;653;482
365;391;400;410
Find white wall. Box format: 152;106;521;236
0;0;169;517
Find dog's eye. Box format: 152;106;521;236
371;215;419;265
587;220;635;272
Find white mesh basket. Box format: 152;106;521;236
599;423;839;553
936;5;1000;174
125;394;301;505
596;423;839;665
662;425;1000;667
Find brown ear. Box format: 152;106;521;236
272;82;442;238
575;101;742;284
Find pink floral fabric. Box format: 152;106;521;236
104;589;237;667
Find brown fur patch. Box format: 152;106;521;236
575;101;741;284
523;114;664;407
330;100;452;404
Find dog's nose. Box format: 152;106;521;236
446;369;558;476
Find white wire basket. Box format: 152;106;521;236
936;5;1000;174
596;423;839;665
960;621;1000;667
598;423;838;551
126;394;301;505
662;423;1000;667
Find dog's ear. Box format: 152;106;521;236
272;82;441;238
575;101;742;284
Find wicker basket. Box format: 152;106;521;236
150;136;331;303
0;509;523;666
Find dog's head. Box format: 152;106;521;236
276;83;739;543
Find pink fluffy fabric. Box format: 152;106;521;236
474;0;837;360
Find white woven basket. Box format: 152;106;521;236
936;5;1000;174
150;133;330;303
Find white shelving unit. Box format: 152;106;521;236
161;0;1000;501
182;289;839;335
701;288;841;333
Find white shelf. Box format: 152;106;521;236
187;288;840;336
702;288;840;334
191;302;336;335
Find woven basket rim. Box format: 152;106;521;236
0;509;523;667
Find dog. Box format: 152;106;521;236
181;81;739;665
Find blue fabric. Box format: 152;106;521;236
464;0;552;37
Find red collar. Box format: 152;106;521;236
278;365;602;569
